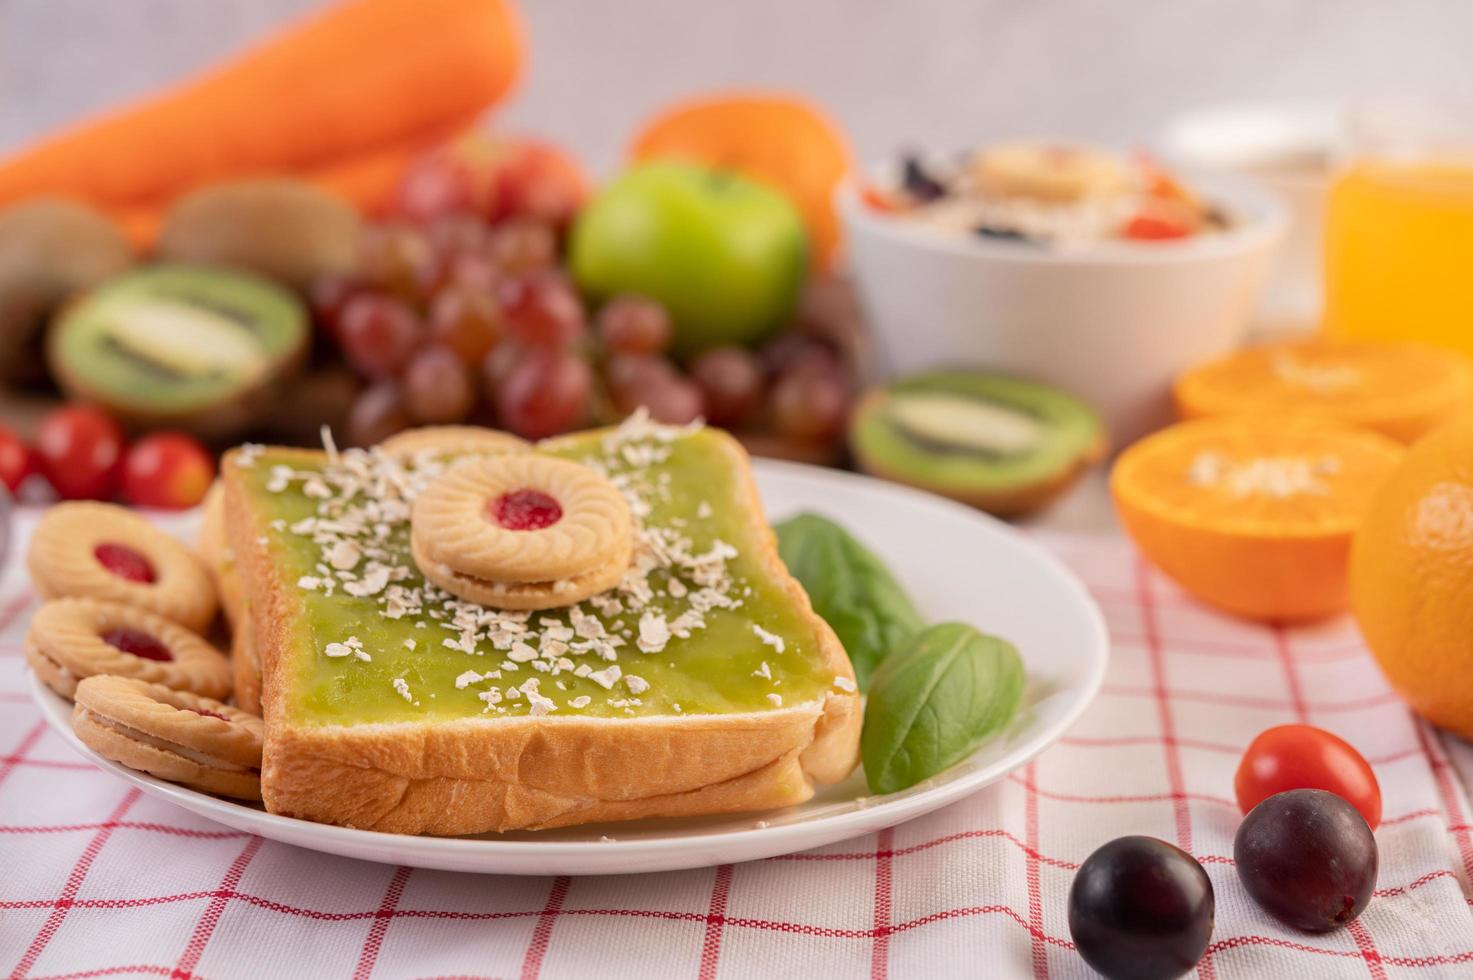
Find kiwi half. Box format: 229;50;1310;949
48;264;308;439
850;370;1106;517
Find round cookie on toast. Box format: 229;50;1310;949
377;425;531;460
410;453;633;609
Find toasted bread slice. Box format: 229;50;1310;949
223;421;861;834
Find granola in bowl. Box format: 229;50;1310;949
868;141;1231;248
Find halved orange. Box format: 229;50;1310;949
1173;339;1473;443
1112;417;1405;622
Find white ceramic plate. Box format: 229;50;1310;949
30;459;1108;875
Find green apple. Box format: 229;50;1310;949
569;161;808;354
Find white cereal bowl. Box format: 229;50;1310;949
839;171;1286;446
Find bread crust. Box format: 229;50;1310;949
224;428;861;835
231;611;262;716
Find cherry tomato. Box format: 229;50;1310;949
1135;152;1199;206
1122;210;1194;241
35;405;124;500
860;184;904;213
0;426;37;494
1235;725;1381;830
121;432;215;510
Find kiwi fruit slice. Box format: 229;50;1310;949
158;179;361;290
48;263;308;439
0;198;134;385
850;370;1106;517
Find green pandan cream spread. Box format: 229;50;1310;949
232;423;845;726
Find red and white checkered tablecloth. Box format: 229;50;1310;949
4;511;1473;979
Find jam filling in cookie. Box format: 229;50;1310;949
26;596;231;700
100;627;173;661
72;674;263;802
28;502;218;632
491;488;563;530
93;543;157;583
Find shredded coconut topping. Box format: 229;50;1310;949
752;624;786;653
1187;451;1341;499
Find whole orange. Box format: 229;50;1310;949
1351;415;1473;737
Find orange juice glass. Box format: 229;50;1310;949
1323;109;1473;356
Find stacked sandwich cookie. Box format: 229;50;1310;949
26;501;264;799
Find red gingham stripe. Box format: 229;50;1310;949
1206;934;1473;969
0;720;47;790
171;835;264;980
1138;560;1200;855
697;864;733;980
772;826;1081;870
1373;868;1459;898
1136;559;1217;980
1058;733;1427;768
1101;682;1400;714
27;966;182;980
1273;625;1310;721
353;865;412;980
1;857;1457;918
869;828;894;980
1278;625;1389;977
1023;761;1048;979
1415;720;1473;885
1007;771;1236;808
1347;920;1389;980
10;789;143;979
1107;627;1368;664
0;591;35;631
0;821;249;838
518;876;570;980
0;754;96;772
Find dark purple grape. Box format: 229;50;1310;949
760;333;840;380
1069;836;1214;980
900;153;947;202
690;346;763;428
1234;788;1378;932
770;370;850;443
597;294;672;356
403;345;475;424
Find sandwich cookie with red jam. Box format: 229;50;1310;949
73;675;263;801
28;501;218;632
26;597;232;700
410;453;634;610
376;425;531;460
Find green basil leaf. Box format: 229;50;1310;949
775;513;925;689
861;622;1025;795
